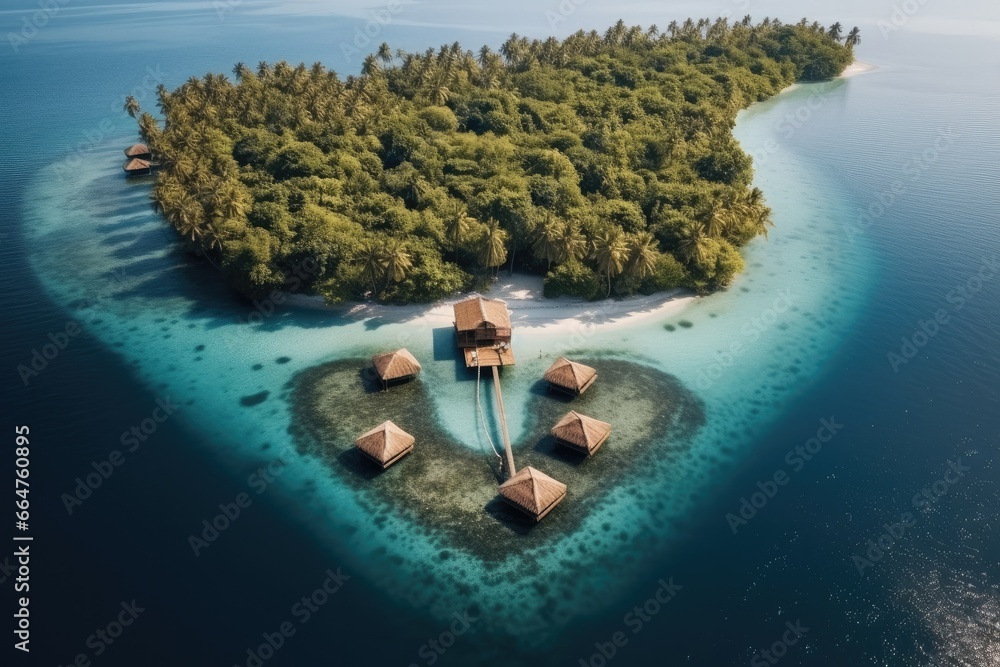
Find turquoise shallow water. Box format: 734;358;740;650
3;3;1000;665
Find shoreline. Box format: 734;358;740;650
841;60;878;78
286;273;698;335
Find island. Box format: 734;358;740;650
127;17;857;303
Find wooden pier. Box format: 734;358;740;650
452;296;567;521
492;366;516;476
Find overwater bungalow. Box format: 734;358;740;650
122;144;159;176
453;295;514;368
371;348;421;389
497;466;567;521
551;410;612;456
124;143;152;160
354;420;414;469
123;158;153;176
543;357;598;396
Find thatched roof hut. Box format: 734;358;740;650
371;348;421;387
454;296;515;367
498;466;567;521
354;420;414;469
453;296;511;335
122;158;152;176
551;410;612;455
124;143;151;159
544;357;597;396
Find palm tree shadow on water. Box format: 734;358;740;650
86;181;432;332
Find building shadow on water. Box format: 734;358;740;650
432;326;482;384
483;496;539;535
528;378;576;400
357;366;386;394
336;448;387;482
533;434;588;468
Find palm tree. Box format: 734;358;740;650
173;216;204;244
382;239;413;291
678;222;711;265
681;18;695;39
170;194;205;244
355;240;387;297
474;45;489;69
123;95;141;119
827;22;843;41
626;231;659;280
136;112;161;148
708;17;730;41
555;221;587;264
361;54;381;78
605;19;627;46
155;83;171;113
211;183;248;221
376;42;393;66
845;27;861;49
734;187;773;238
429;80;451;106
232;62;250;82
591;226;629;297
444;202;473;250
477;219;508;278
532;214;563;271
696;18;709;38
166;151;196;181
500;33;524;66
706;203;733;237
201;223;223;251
400;169;430;208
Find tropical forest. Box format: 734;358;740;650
130;17;858;302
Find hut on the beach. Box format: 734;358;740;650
497;466;567;521
551;410;612;456
453;296;514;367
354;420;414;469
543;357;597;396
371;348;421;389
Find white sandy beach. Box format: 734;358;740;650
287;273;697;335
841;60;878;78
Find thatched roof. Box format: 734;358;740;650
371;348;422;381
544;357;597;394
354;420;414;468
498;466;567;520
453;296;511;332
122;158;151;172
551;410;612;455
124;144;150;157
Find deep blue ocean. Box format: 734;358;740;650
1;2;999;665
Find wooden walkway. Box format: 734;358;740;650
491;366;516;477
463;345;515;368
